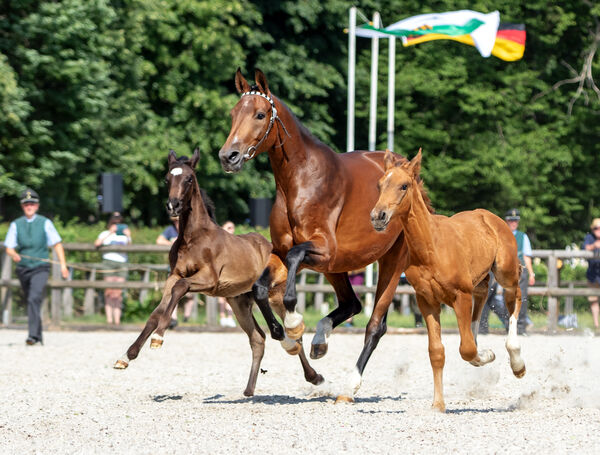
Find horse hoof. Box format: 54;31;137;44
286;342;302;356
243;389;254;397
513;365;526;378
113;359;129;369
285;321;305;341
150;334;164;349
335;395;354;404
280;336;302;355
431;403;446;413
310;343;328;359
310;374;325;386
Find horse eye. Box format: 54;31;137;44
186;176;194;183
401;184;408;190
256;112;266;120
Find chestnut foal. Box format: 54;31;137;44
114;149;323;397
370;150;526;412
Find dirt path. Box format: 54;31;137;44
0;329;598;454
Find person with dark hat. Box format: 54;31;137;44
3;188;69;345
504;208;535;334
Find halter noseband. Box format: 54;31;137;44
240;90;282;160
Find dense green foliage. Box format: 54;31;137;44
1;0;599;247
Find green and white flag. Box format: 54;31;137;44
356;10;500;58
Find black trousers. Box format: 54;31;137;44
16;265;50;342
480;270;529;334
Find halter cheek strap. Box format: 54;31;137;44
240;91;280;160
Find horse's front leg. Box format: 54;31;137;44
310;272;361;360
114;274;180;369
149;278;191;348
252;254;286;341
282;240;331;340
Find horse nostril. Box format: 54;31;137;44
228;150;240;163
378;211;387;221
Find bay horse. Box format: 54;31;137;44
113;149;323;397
218;69;433;399
370;149;526;412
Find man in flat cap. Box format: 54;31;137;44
3;188;69;345
505;208;536;334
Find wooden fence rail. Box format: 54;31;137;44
1;244;599;331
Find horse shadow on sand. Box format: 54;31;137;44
200;394;405;406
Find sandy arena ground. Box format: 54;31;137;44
0;328;599;454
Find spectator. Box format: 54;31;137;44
479;272;510;334
505;209;536;335
3;188;69;345
156;218;195;326
218;221;236;327
582;218;600;331
94;212;131;325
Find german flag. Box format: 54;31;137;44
491;23;526;61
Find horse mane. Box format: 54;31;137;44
170;155;217;223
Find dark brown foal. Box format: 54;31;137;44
114;149;322;396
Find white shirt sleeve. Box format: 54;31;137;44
4;222;18;248
44;219;62;246
522;233;533;257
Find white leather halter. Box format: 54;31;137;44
240;90;280;160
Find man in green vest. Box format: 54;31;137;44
4;189;69;345
505;208;536;335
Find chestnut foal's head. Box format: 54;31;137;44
218;68;278;173
165;148;200;219
371;149;422;232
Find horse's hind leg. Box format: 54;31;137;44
114;275;180;369
311;272;361;359
227;294;266;397
496;262;526;378
454;291;494;367
468;275;496;366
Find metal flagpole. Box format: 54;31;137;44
365;11;381;316
346;7;356;152
387;36;396;151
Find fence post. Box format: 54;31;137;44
83;267;96;316
296;271;307;313
547;252;558;332
1;253;13;325
51;250;61;325
62;268;73;319
206;296;218;326
565;282;574;315
191;294;199;320
139;269;151;304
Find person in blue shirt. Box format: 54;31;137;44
582;218;600;331
505;209;536;335
4;189;69;345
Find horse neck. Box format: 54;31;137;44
268;96;337;186
179;183;215;244
399;184;436;265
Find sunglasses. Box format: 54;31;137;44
593;227;600;231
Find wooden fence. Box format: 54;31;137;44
1;243;598;331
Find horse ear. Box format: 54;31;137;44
168;149;177;166
235;67;250;94
383;149;396;171
408;148;422;177
254;68;270;95
191;148;200;169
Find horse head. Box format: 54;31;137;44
165;148;200;219
371;149;422;232
219;68;279;173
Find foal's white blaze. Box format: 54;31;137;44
311;316;333;347
505;315;525;374
284;311;303;329
170;167;183;176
